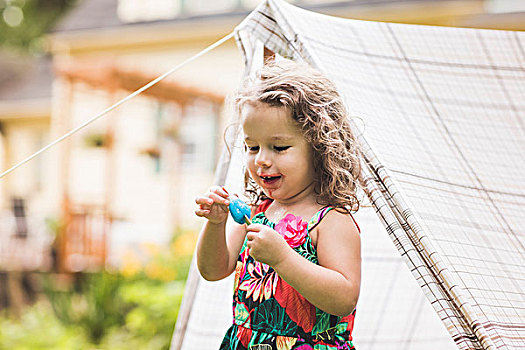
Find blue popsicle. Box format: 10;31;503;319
229;197;251;225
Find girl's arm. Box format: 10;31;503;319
196;219;247;281
247;210;361;317
195;186;247;281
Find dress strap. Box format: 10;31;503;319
307;206;334;231
307;207;361;233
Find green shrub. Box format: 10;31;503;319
0;301;87;349
103;280;185;350
43;272;131;344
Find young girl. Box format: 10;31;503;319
195;60;362;350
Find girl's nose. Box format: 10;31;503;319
255;150;271;168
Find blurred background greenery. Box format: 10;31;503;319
0;0;76;54
0;229;196;349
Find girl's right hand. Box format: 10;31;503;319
194;186;230;224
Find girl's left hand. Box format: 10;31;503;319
246;224;290;267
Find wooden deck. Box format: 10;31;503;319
0;206;109;272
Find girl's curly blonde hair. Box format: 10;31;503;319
235;60;363;213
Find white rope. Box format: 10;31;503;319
0;31;235;180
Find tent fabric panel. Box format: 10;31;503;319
233;0;525;349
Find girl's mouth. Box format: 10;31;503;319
259;174;281;186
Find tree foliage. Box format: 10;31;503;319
0;0;76;54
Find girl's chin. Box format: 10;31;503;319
262;188;280;199
263;190;293;202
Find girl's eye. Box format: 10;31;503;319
247;146;259;152
274;146;290;152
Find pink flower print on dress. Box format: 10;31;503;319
275;214;308;248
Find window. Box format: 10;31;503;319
486;0;525;13
183;0;238;16
12;197;28;238
178;102;217;171
118;0;181;23
181;142;196;167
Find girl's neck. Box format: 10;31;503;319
270;181;316;206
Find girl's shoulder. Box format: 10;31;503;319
312;208;361;259
306;206;359;248
316;207;361;235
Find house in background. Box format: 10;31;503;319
0;0;524;275
0;53;55;273
46;0;247;272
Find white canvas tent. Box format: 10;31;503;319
171;1;525;349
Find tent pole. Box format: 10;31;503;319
170;144;233;350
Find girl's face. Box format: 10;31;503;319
242;102;316;204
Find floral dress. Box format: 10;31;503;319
220;200;359;350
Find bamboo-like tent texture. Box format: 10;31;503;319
172;1;525;349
